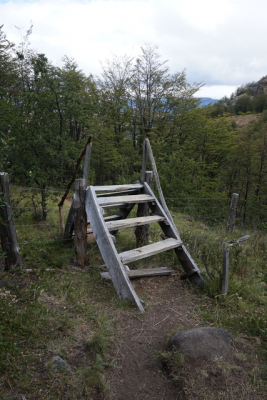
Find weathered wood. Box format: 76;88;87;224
101;203;133;210
85;186;145;313
225;235;250;246
143;182;204;285
58;135;92;208
0;173;22;270
96;189;139;198
119;237;182;264
141;140;146;183
98;194;154;206
83;140;92;187
222;248;229;295
145;138;179;237
73;179;88;267
101;267;171;280
227;193;239;233
94;184;143;191
87;215;165;234
135;171;153;246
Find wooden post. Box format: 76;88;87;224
222;248;229;295
73;179;88;267
141;140;146;183
227;193;239;233
135;171;153;247
0;173;22;270
59;135;92;235
144;138;180;238
83;141;92;188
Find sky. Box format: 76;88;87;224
1;0;267;99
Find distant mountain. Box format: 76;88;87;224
198;97;219;107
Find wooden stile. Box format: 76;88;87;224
222;248;229;295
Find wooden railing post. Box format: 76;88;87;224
73;179;88;267
222;248;229;295
0;173;22;270
227;193;239;233
135;171;153;247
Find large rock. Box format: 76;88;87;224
168;327;233;361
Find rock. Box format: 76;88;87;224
51;356;72;372
168;327;233;361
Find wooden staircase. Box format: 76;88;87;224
85;181;203;313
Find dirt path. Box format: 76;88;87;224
108;275;203;400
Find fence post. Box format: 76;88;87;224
0;173;22;270
227;193;239;233
135;171;153;247
222;248;229;295
73;179;88;267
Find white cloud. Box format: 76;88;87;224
1;0;267;98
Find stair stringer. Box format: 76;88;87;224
143;183;204;286
85;186;146;313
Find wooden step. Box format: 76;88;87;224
87;215;165;234
118;238;183;264
94;184;143;192
97;189;139;198
98;194;154;206
100;267;171;280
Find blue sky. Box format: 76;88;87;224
1;0;267;98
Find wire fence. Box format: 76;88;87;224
1;184;241;272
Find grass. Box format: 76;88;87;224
0;186;267;398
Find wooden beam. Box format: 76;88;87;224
98;194;154;206
119;238;182;264
83;140;92;188
136;171;153;247
85;186;145;313
94;184;143;191
73;179;88;267
222;248;229;295
0;173;22;270
101;267;171;280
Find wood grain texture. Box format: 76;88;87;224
222;248;229;295
101;267;171;280
64;203;74;238
96;189;139;198
143;182;204;285
73;179;88;267
87;215;165;234
83;141;92;188
119;238;182;264
85;186;145;313
0;173;22;270
98;194;154;206
136;171;153;247
94;184;143;191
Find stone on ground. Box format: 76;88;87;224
168;327;233;360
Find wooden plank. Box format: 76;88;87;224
144;139;179;237
98;194;154;206
101;267;171;280
97;189;139;198
83;141;92;187
106;215;165;231
73;179;88;267
143;182;204;286
101;203;131;210
141;140;146;183
119;238;182;264
85;186;145;313
222;248;229;295
136;171;154;246
0;173;22;270
227;193;239;233
94;184;143;191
